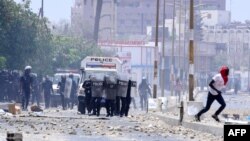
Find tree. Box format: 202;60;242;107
0;0;52;74
51;36;104;70
93;0;103;43
0;0;113;75
0;56;6;69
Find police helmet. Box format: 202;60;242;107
25;66;32;70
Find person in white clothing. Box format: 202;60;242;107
195;66;229;122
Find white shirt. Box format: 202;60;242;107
209;73;225;95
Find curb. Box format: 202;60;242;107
152;113;223;136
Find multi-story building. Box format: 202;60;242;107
71;0;226;40
203;24;250;64
116;0;226;38
71;0;116;40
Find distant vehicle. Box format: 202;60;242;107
52;70;80;93
50;69;81;107
78;56;122;96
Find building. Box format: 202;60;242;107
99;41;156;85
71;0;116;40
116;0;226;38
71;0;226;40
203;25;250;69
201;10;231;27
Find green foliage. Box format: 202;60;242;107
0;0;51;72
0;0;110;75
51;36;104;71
0;56;6;69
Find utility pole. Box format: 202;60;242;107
161;0;166;97
171;0;176;96
38;0;44;18
188;0;194;101
41;0;44;18
178;0;182;77
183;0;187;86
153;0;160;98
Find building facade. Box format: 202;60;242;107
71;0;226;40
71;0;116;40
116;0;226;38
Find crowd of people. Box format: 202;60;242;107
0;65;154;117
0;66;71;111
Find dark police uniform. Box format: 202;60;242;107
42;79;53;109
104;79;117;117
116;79;128;117
91;80;104;116
79;79;92;114
138;79;151;110
58;76;66;110
20;74;33;110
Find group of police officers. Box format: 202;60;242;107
1;65;152;117
79;74;152;117
0;67;43;109
79;75;135;117
0;69;20;102
1;66;57;111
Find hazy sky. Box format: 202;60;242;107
14;0;250;23
14;0;74;24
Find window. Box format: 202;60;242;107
84;0;87;5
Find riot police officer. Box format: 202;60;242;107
58;75;66;110
42;75;54;109
80;75;92;115
20;66;33;111
90;76;104;116
116;75;128;117
138;77;151;111
104;75;117;117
